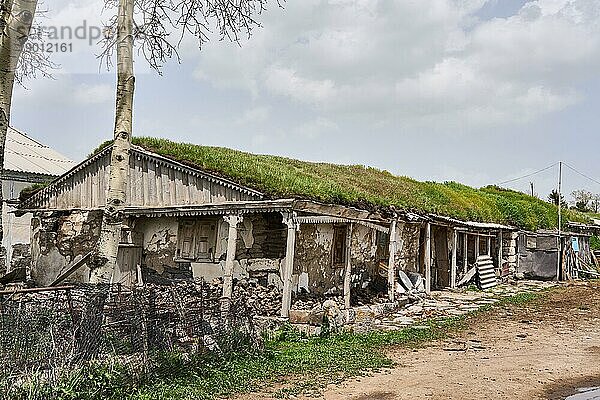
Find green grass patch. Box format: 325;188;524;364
590;235;600;251
4;289;548;400
90;138;589;231
498;291;541;306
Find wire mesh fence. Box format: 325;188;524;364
0;280;261;400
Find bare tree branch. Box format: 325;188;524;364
99;0;283;74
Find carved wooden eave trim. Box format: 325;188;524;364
426;213;518;232
122;199;296;218
292;199;386;221
294;215;390;233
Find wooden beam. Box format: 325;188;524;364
280;213;297;317
475;235;480;259
425;222;431;294
387;219;398;301
486;236;492;256
50;252;93;287
451;228;457;289
344;223;354;308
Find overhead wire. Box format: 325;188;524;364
494;162;558;186
563;162;600;187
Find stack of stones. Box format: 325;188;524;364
234;278;282;316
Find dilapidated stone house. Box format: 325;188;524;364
1;128;75;276
17;139;579;317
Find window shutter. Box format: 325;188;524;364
332;226;347;266
196;222;216;260
180;221;196;259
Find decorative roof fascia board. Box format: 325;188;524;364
21;144;266;208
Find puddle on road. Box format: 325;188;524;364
565;387;600;400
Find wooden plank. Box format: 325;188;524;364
387;219;397;301
50;252;93;286
424;222;431;294
280;215;296;317
147;161;157;206
344;223;354;308
463;232;468;274
133;157;143;206
188;174;197;203
457;266;476;287
181;173;190;204
451;228;457;289
497;230;503;275
175;170;184;205
142;158;149;206
168;167;176;205
156;164;164;205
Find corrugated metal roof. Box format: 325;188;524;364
3;127;76;176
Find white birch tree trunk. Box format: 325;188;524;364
0;0;37;261
90;0;134;284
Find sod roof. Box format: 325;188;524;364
95;137;588;231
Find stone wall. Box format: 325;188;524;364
135;217;192;284
293;222;385;297
30;210;102;286
503;231;518;274
186;213;286;290
396;223;421;273
293;223;344;296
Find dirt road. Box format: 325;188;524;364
248;282;600;400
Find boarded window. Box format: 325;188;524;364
177;219;217;261
526;235;537;249
332;225;348;266
376;231;390;262
537;236;558;251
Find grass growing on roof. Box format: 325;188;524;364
92;137;589;231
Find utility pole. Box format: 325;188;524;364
556;161;562;282
530;182;534;197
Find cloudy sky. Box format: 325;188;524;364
12;0;600;203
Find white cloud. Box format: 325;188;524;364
293;117;339;140
190;0;600;133
236;106;271;124
72;83;113;104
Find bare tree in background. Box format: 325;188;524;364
592;194;600;214
571;189;594;212
90;0;281;283
0;0;54;266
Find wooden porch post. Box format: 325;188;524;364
387;219;397;302
498;230;503;274
486;236;492;256
280;213;297;317
343;223;354;309
475;235;480;259
222;215;242;300
425;222;431;294
451;228;457;289
463;232;468;273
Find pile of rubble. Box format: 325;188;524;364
370;280;558;332
234;278;282;316
286;280;558;335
